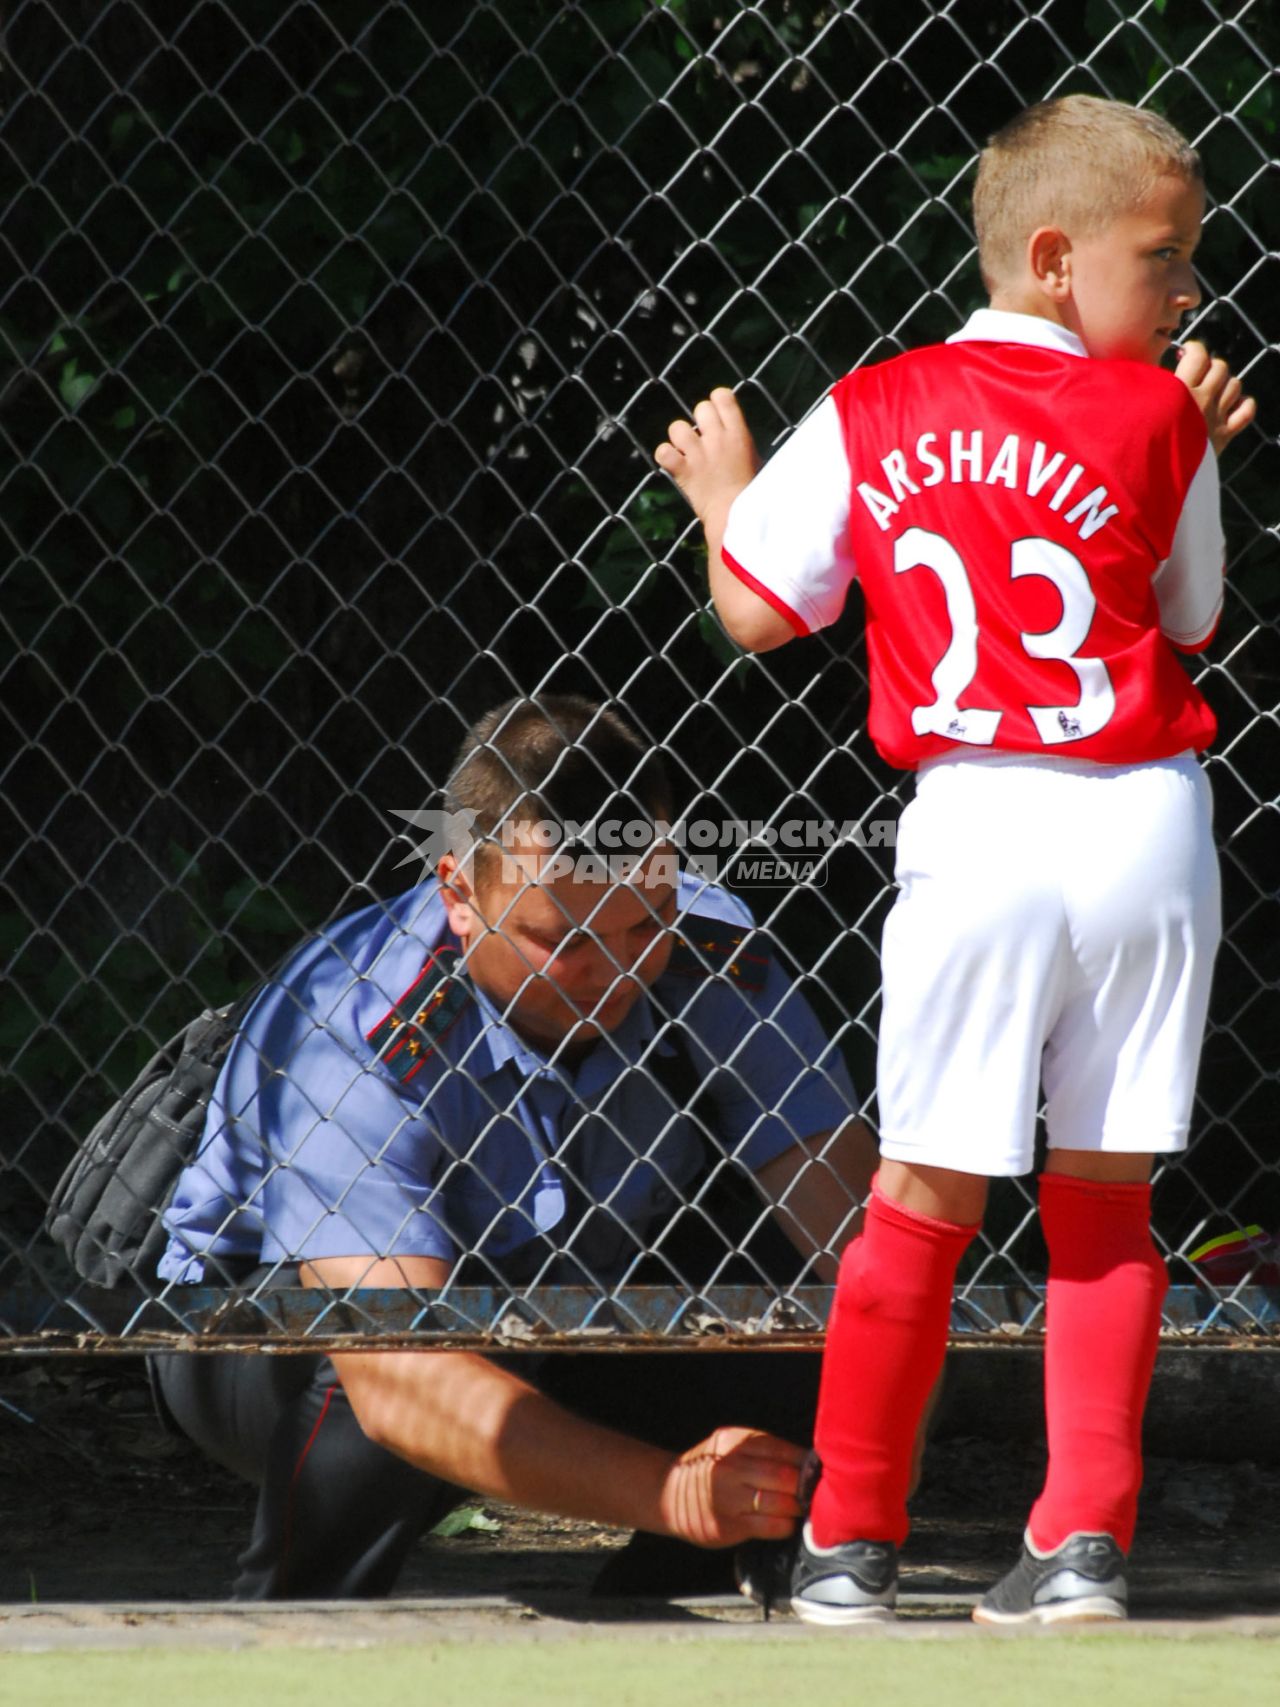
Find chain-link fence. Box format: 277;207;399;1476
3;0;1277;1350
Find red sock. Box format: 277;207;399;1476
810;1179;978;1548
1028;1173;1168;1555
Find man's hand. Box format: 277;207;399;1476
655;386;761;525
658;1426;806;1550
1175;339;1257;455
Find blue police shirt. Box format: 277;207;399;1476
158;873;856;1284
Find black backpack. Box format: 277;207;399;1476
46;997;253;1288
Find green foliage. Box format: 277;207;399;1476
7;833;311;1173
429;1505;503;1538
2;0;1277;1248
581;488;684;610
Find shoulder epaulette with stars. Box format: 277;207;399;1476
664;916;770;993
366;948;472;1084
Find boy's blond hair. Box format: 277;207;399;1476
973;94;1202;293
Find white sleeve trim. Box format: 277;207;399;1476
1152;444;1224;647
722;395;856;634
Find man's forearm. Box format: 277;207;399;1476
330;1344;804;1549
753;1119;879;1283
306;1255;677;1534
331;1345;676;1532
305;1254;803;1547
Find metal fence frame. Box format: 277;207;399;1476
2;0;1277;1350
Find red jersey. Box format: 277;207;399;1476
722;311;1224;770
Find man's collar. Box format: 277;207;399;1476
420;865;740;1088
947;307;1089;360
460;971;669;1090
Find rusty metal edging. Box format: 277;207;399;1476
2;1283;1278;1353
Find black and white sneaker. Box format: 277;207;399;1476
735;1452;896;1625
788;1524;898;1626
973;1531;1128;1627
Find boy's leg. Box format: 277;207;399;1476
973;1153;1165;1626
808;1161;985;1549
800;760;1052;1598
1023;753;1215;1562
1027;1153;1167;1555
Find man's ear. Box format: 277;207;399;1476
437;853;475;940
1028;225;1073;300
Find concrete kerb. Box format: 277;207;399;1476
4;1597;1280;1653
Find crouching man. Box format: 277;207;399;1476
153;695;877;1598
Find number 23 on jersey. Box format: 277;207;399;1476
894;525;1116;748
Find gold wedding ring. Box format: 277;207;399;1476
752;1488;762;1514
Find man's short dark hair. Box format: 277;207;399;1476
444;695;673;879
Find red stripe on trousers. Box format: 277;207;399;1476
278;1381;337;1595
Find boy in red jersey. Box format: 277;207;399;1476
655;95;1255;1625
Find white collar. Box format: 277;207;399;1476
946;307;1089;360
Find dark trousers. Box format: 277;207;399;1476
149;1344;822;1599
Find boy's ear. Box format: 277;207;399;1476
1028;226;1073;300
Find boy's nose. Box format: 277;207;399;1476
1174;265;1202;311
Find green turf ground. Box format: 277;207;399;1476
2;1633;1277;1707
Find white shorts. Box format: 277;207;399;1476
876;750;1220;1176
